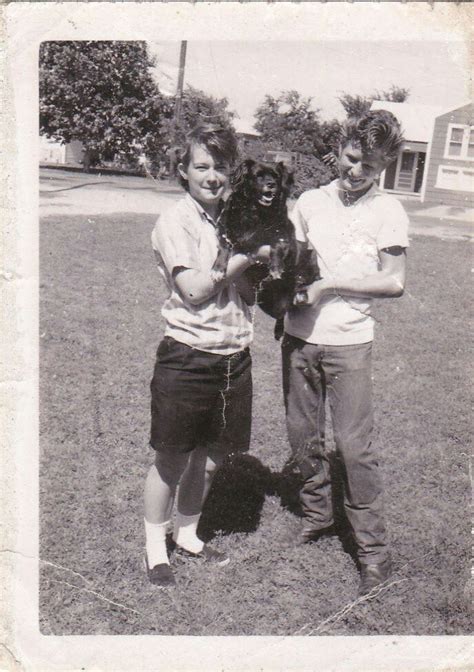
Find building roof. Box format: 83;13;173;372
233;118;260;137
435;101;473;119
370;101;447;143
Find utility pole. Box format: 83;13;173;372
174;40;187;135
169;40;187;181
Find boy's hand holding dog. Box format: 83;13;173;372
247;244;272;264
294;277;331;307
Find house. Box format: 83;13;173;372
370;100;443;199
423;103;473;207
371;100;473;207
263;149;301;169
233;119;304;168
40;136;84;167
233;118;262;156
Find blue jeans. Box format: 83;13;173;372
282;334;388;564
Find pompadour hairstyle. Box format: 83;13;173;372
340;109;405;163
179;122;239;190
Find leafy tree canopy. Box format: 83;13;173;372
338;85;410;119
164;85;236;147
254;90;328;158
252;90;343;193
39;41;173;166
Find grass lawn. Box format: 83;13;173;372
39;212;472;636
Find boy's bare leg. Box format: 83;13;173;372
144;452;189;570
144;452;189;522
174;446;224;552
177;446;224;514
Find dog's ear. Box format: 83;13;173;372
275;161;294;197
231;159;255;190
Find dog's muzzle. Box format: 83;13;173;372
258;194;275;207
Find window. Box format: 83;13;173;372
436;165;474;192
444;124;474;160
468;128;474;159
400;152;415;172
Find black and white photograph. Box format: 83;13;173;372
2;2;473;671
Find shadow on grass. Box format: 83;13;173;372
199;452;359;566
199;454;273;540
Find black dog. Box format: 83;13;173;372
257;243;321;340
212;159;295;282
212;158;320;334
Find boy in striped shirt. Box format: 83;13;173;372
143;123;270;587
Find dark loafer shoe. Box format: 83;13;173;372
293;524;335;547
358;557;392;596
173;543;230;567
144;553;176;588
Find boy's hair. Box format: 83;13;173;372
340;109;404;163
179;122;239;190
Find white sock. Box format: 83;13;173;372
173;512;204;554
144;518;170;568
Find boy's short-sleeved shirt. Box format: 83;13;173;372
285;179;409;346
152;193;253;355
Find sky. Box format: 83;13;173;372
149;39;470;127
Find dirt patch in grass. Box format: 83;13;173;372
39;213;472;635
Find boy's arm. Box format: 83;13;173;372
175;246;271;306
233;272;257;306
300;246;406;306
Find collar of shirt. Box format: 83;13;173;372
329;179;381;206
185;193;224;227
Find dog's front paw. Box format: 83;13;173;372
294;289;309;306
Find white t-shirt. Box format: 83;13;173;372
284;180;410;346
151;193;253;355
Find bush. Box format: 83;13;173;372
292;154;336;197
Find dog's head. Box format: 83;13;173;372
231;159;293;208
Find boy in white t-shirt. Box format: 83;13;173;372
283;110;409;596
143;123;270;588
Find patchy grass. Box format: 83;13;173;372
39;213;472;636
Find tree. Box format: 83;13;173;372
320;118;343;154
376;85;410;103
253;91;336;195
338;94;373;120
39;41;173;167
339;85;410;118
164;85;236;147
254;90;327;158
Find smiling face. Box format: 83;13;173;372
178;143;230;213
337;142;387;196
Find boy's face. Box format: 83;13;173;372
178;143;230;207
337;142;387;194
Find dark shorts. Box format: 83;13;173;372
150;336;252;455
